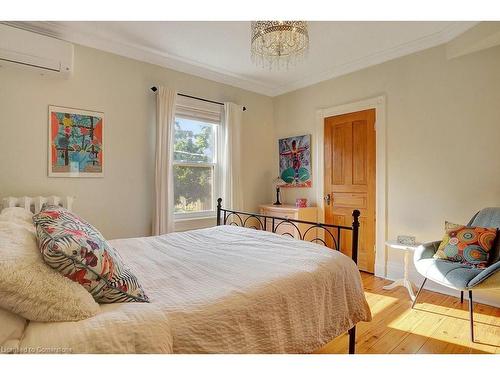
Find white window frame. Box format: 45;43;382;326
173;96;223;221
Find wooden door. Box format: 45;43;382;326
324;109;376;273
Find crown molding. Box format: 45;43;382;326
268;22;478;96
3;21;477;97
3;21;277;96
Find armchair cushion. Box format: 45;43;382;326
415;258;482;290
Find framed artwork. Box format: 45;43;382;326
278;134;312;188
48;106;104;177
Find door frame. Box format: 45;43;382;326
315;95;386;277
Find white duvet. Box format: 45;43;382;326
19;226;371;353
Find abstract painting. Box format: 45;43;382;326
278;134;312;188
48;106;104;177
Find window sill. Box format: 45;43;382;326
174;215;216;223
174;215;216;232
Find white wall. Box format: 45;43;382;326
0;44;274;239
273;44;500;306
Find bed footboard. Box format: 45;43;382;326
216;198;360;264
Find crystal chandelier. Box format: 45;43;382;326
251;21;309;69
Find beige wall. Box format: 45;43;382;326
1;38;499;305
0;44;274;239
273;44;500;305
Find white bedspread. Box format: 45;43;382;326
20;226;371;353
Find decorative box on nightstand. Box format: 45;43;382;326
259;204;318;241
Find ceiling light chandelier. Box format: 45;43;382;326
251;21;309;70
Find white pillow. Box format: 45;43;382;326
0;221;100;322
0;307;26;352
0;207;33;223
0;207;35;233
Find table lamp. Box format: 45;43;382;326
273;176;286;205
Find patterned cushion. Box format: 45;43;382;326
33;205;149;303
434;221;497;268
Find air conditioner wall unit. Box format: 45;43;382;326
0;24;73;78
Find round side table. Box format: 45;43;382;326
383;241;422;301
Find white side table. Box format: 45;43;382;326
383;241;422;301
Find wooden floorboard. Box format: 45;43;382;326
314;272;500;354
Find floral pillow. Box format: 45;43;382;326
33;205;149;303
434;221;497;268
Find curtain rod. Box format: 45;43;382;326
150;87;246;111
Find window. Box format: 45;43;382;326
173;97;222;220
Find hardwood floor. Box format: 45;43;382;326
315;272;500;354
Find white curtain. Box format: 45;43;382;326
222;102;244;210
152;86;177;235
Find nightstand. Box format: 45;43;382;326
259;204;317;241
384;240;422;301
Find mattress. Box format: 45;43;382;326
20;225;371;353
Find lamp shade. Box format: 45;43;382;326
273;176;286;186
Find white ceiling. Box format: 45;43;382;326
8;21;476;96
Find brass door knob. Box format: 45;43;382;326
324;194;331;205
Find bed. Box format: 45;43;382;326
1;196;371;354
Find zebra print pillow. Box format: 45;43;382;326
32;205;149;303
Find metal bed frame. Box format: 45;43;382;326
216;198;361;354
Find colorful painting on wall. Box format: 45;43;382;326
48;106;104;177
278;134;312;188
